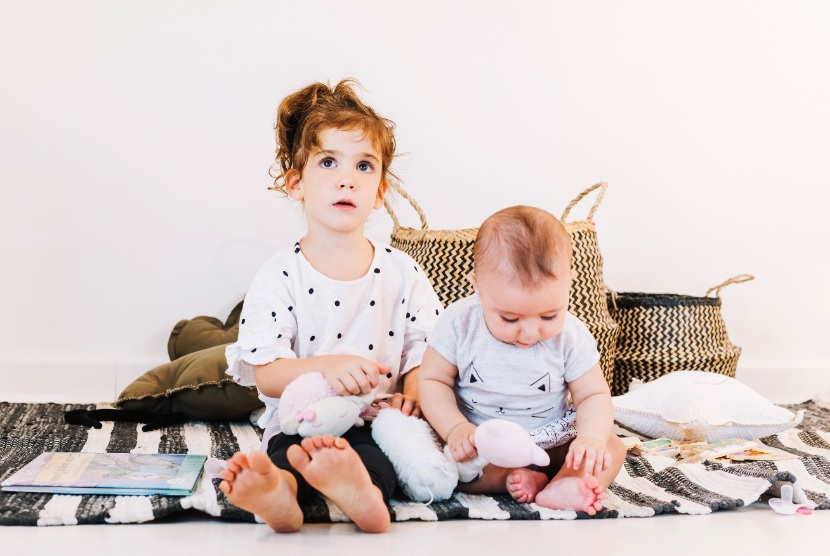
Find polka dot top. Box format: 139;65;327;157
225;239;443;432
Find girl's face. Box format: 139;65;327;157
287;127;385;236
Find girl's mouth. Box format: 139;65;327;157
334;200;355;208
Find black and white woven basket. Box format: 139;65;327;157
385;183;477;308
561;182;619;388
607;274;754;396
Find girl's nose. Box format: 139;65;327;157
338;169;357;189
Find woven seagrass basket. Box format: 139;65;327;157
385;182;476;308
560;182;619;387
607;274;754;396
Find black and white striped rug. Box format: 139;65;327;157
1;401;828;526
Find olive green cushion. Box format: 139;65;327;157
168;300;243;360
116;301;264;421
116;344;263;421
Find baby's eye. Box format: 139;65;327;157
357;161;374;172
541;315;557;321
320;158;336;168
500;316;518;324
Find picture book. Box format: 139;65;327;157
1;452;207;496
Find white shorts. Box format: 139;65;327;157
528;405;577;449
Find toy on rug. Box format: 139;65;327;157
768;482;814;516
371;407;460;502
372;409;550;502
278;372;374;437
451;418;551;482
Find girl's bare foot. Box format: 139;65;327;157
287;434;390;534
219;451;303;532
506;468;549;503
534;474;606;515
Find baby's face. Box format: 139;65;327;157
473;269;571;348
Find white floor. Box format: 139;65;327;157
2;368;829;555
1;505;827;556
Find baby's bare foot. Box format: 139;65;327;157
534;474;606;515
288;434;390;534
219;451;303;532
506;468;549;503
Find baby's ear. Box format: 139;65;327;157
467;272;477;290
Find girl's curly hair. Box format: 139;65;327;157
268;78;398;196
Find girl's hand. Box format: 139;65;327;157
446;422;478;463
376;392;420;417
322;355;389;396
566;434;611;476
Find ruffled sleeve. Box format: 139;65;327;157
225;256;299;386
399;264;444;374
426;297;464;367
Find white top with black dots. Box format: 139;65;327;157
225;239;443;433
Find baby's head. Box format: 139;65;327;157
471;206;573;348
269;78;397;197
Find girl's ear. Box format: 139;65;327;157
373;179;388;209
286;170;303;200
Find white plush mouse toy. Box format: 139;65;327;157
371;409;550;503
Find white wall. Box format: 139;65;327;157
2;1;828;401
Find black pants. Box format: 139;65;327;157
266;424;398;507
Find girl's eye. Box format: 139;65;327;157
500;317;518;324
321;158;336;168
357;161;374;172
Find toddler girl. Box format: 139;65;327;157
220;79;442;533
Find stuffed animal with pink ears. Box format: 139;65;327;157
277;372;374;438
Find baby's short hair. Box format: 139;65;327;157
474;206;572;287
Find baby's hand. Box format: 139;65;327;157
322;355;389;396
446;422;478;463
566;434;611;476
376;392;420;417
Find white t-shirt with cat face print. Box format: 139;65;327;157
429;294;600;448
225;239;442;436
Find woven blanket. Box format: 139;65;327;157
1;401;828;526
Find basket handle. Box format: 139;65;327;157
705;274;755;298
606;286;619;310
383;181;429;232
560;182;608;223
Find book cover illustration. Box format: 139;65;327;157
1;452;207;496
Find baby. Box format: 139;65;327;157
418;205;625;514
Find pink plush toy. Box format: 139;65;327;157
278;372;374;438
454;419;551;482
